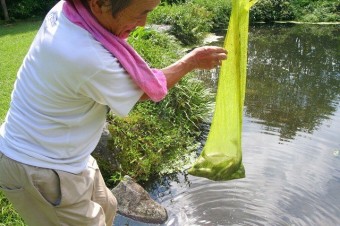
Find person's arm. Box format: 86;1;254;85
140;46;228;101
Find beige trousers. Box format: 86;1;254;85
0;152;117;226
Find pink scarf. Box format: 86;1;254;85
62;0;167;102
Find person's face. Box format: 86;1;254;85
92;0;160;39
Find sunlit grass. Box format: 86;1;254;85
0;19;41;226
0;192;26;226
0;20;41;122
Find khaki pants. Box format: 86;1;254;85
0;152;117;226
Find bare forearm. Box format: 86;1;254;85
161;57;195;89
140;46;227;101
140;57;195;101
163;46;227;88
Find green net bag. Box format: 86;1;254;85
188;0;258;181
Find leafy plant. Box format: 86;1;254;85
0;192;26;225
148;4;175;25
192;0;232;31
251;0;295;22
297;1;340;22
149;2;212;46
151;76;214;130
169;3;212;45
107;75;213;183
128;27;182;68
1;0;57;20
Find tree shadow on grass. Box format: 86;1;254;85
0;18;42;37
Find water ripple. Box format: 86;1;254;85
148;108;340;226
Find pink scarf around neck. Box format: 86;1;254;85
62;0;167;102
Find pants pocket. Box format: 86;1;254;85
31;168;61;206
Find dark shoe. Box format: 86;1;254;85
111;175;168;224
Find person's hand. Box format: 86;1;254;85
182;46;228;70
160;46;227;91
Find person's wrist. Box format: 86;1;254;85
180;54;197;71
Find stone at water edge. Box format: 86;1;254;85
111;175;168;224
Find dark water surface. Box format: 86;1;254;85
114;24;340;226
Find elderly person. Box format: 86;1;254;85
0;0;227;225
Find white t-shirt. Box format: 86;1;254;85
0;1;143;174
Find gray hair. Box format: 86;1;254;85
80;0;133;17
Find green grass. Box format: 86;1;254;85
0;19;40;226
0;192;26;226
0;20;41;122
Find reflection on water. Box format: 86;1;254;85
246;24;340;141
114;24;340;225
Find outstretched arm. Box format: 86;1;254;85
140;46;227;100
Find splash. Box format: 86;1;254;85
188;0;258;181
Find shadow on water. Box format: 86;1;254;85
114;24;340;226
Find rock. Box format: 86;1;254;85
92;122;121;187
94;123;168;223
111;175;168;224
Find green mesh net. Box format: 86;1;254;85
188;0;258;181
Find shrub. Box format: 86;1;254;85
251;0;295;22
108;75;213;183
128;27;182;68
300;13;319;23
108;108;196;182
297;1;340;22
2;0;57;20
152;76;214;129
149;3;212;46
192;0;232;31
148;4;175;25
169;3;212;45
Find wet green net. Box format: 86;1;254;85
188;0;258;181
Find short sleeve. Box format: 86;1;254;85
78;61;144;117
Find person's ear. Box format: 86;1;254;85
87;0;103;15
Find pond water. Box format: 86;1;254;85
114;24;340;226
